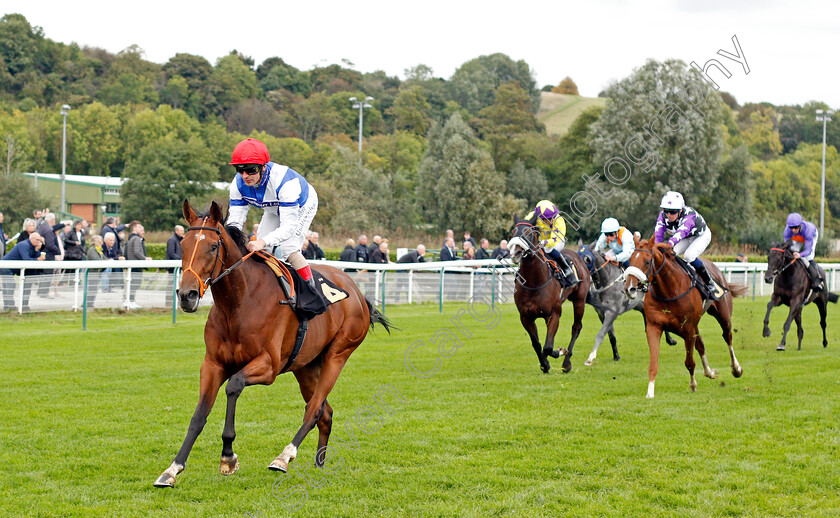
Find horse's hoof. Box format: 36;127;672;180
269;444;297;472
540;365;550;374
584;359;594;366
154;473;176;488
776;345;785;351
732;367;743;378
154;462;183;488
613;355;621;362
548;349;560;359
763;328;771;338
220;454;239;475
706;369;719;379
562;361;572;373
690;385;697;392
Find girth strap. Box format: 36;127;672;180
279;319;308;373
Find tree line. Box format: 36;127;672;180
1;13;838;252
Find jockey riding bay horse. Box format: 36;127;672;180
508;213;591;373
154;201;391;487
623;236;745;398
763;240;838;351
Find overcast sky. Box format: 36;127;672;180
9;0;840;107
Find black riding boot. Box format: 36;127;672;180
806;262;824;291
694;263;720;301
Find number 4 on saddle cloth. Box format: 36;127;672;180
253;250;348;321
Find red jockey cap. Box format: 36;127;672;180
230;138;270;165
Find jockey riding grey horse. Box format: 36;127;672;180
579;245;676;365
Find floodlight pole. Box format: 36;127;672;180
349;95;374;166
816;109;833;236
60;104;71;213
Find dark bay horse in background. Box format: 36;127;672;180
763;241;838;351
578;245;676;366
623;237;745;398
508;214;591;373
155;201;391;487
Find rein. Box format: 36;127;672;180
630;248;694;302
183;218;252;298
769;247;798;276
512;221;559;291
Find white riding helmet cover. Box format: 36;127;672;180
660;191;685;210
601;217;620;234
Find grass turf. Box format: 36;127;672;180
1;298;839;517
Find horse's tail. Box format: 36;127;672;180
365;297;395;333
727;282;748;298
828;292;839;304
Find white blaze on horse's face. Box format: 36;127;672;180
507;236;530;264
623;266;648;299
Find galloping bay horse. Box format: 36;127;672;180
154;201;391;487
508;213;591;373
763;240;838;351
577;245;676;366
623;236;745;398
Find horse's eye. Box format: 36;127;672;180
209;243;219;252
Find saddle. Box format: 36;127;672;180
672;254;727;301
546;252;581;288
254;250;349;320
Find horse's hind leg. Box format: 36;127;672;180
585;311;607;366
778;299;803;351
794;309;804;351
817;297;829;347
154;359;226;487
543;313;563;359
684;333;699;392
269;346;358;472
221;353;277;475
709;303;743;378
292;362;334;467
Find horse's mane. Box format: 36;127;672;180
193;207;249;255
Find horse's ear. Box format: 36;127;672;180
513;213;520;223
183;200;196;223
209;201;223;224
634;233;641;247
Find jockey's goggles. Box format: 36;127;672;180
663;209;680;215
235;164;262;176
788;225;801;230
605;231;617;237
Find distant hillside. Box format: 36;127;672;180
537;92;607;136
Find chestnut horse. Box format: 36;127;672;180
762;241;838;351
623;237;745;398
154;201;391;487
508;214;592;373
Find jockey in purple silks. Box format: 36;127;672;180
783;212;823;291
654;191;720;300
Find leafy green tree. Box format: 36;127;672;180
552;77;578;95
366;131;426;229
72;102;121;176
506;159;550;208
98;72;160;106
740;109;782;160
257;57;311;96
448;53;540;115
386;86;432;136
0;108;35;174
121;136;216;230
588;59;727;237
309;64;362;94
0;173;45;231
212;53;260;112
225;99;292;137
417;113;520;239
476;82;545;170
160;75;189;109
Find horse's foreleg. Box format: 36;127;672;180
587;311;618;366
763;294;781;338
778;298;803;351
220;353;276;476
544;313;562;359
521;315;550;373
645;324;663;398
154;359;226;487
562;298;586;373
270;347;356;473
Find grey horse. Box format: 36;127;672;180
579;245;676;365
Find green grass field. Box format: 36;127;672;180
537;92;607;136
2;298;840;517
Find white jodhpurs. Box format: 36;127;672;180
672;228;711;263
